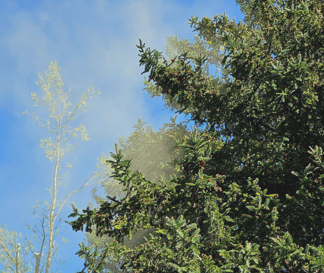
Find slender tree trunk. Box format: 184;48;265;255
15;243;20;273
45;139;60;273
34;253;40;273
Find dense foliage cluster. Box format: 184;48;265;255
67;0;324;271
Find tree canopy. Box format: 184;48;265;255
67;0;324;271
81;23;229;272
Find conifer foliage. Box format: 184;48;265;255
67;0;324;271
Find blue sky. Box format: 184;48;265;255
0;0;245;272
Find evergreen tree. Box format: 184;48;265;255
67;0;324;271
81;26;229;272
83;116;191;272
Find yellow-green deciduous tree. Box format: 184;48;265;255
0;224;35;272
0;61;103;273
